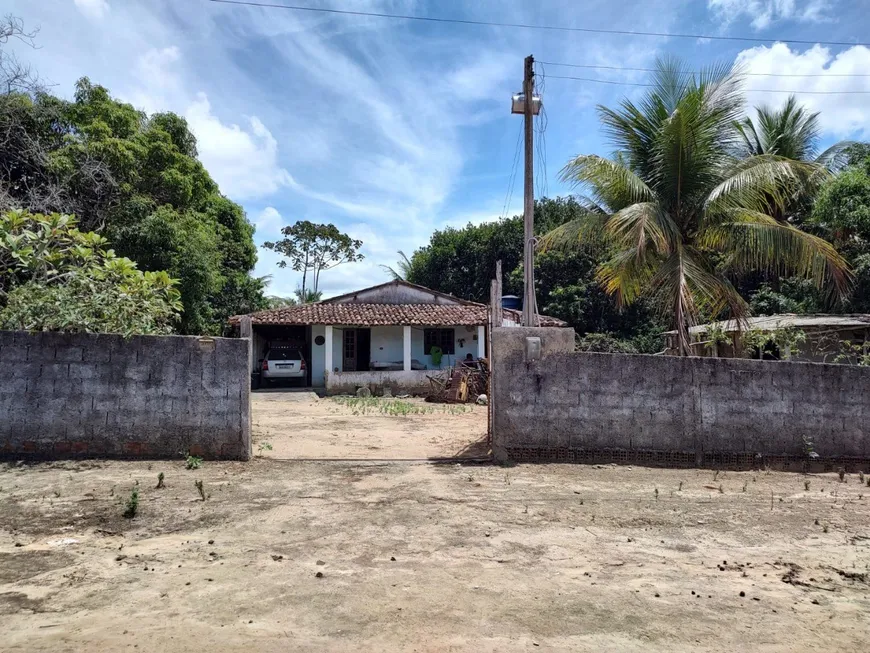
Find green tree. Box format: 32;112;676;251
810;152;870;311
0;73;265;334
0;209;181;334
262;221;363;297
540;58;849;354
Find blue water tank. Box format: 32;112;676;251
501;295;522;310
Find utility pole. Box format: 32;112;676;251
521;54;537;327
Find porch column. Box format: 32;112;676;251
324;325;333;382
403;325;412;372
477;325;486;359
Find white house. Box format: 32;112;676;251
230;279;566;394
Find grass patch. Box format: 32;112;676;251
330;396;470;416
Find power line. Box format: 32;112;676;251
206;0;870;48
538;60;870;78
545;74;870;94
500;121;523;222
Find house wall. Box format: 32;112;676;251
491;327;870;469
0;331;251;460
370;326;404;365
310;324;326;386
326;370;432;395
415;325;480;370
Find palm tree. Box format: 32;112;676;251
294;287;322;304
380;250;412;281
540;58;850;354
735;95;851;167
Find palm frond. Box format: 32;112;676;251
701;212;852;300
559;155;654;210
537;212;609;252
605;202;679;257
815;141;857;173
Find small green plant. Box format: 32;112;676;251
654;488;659;501
123;487;139;518
822;523;829;533
718;484;724;494
195;479;206;501
678;481;683;492
713;470;719;481
257;442;273;456
838;468;846;483
156;472;165;489
185;453;203;470
742;481;747;493
860;471;865;484
804;480;811;491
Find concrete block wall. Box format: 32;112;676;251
0;331;251;460
491;327;870;469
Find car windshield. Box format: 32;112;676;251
267;349;302;361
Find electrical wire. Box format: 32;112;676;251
206;0;870;48
545;74;870;94
538;60;870;78
500;121;523;222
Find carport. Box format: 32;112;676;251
250;324;313;387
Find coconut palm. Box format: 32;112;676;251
380;250;412;281
735;95;851;168
540;58;850;354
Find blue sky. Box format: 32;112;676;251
7;0;870;298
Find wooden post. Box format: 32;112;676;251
521;54;537;327
239;316;253;372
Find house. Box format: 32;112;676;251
230;279;567;394
664;313;870;361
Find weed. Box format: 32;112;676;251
184;453;203;470
53;489;61;498
804;480;811;491
504;473;511;486
742;481;747;493
822;523;829;533
718;484;724;494
195;480;206;501
654;488;659;501
838;468;846;483
860;471;865;484
257;442;273;456
123;487;139;518
678;481;683;492
713;470;719;481
155;472;165;489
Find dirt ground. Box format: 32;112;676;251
251;392;489;459
2;457;869;652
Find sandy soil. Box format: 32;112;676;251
252;391;489;459
2;458;869;652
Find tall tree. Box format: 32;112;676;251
540;58;850;354
0;76;266;333
262;221;363;297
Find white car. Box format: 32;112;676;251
261;348;306;385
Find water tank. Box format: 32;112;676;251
501;295;522;310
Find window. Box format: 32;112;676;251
424;328;455;355
267;349;302;361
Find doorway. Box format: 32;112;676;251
342;328;371;371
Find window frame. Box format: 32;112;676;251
424;328;455;355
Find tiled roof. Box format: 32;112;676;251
229;302;566;327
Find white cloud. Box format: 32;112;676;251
736;43;870;137
708;0;833;30
73;0;109;20
253;207;284;240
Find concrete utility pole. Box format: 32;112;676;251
521;54;537;326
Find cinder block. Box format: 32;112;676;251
0;344;30;362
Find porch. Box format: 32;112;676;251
320;324;486;394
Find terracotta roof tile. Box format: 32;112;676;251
229;303;565;327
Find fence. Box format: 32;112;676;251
0;331;251;460
491;327;870;470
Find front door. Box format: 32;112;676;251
343;329;357;371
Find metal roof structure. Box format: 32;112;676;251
664;314;870;336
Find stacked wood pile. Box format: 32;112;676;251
426;360;489;403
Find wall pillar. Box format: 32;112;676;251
403;325;412;372
239;316;253;372
324;325;333;386
477;325;486;359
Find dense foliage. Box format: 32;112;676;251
0;210;181;334
0;78;266;334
